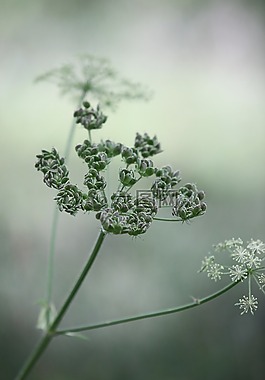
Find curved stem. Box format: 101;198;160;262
55;281;239;335
15;230;106;380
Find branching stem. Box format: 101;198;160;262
55;281;239;335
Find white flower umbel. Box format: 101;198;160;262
231;246;248;263
257;274;265;289
199;255;215;273
214;238;243;252
247;239;265;255
244;252;262;269
229;265;248;282
207;263;224;281
235;295;258;315
201;238;265;315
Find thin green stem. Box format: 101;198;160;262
248;275;252;298
253;273;265;295
88;129;92;143
154;216;183;222
124;175;142;194
45;90;87;315
63;91;88;159
15;230;106;380
153;214;204;223
45;206;59;324
55;281;239;335
50;230;106;330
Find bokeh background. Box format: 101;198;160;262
1;0;265;379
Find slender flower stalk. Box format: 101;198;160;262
55;281;239;335
45;90;88;325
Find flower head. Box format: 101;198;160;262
229;265;248;282
231;246;248;263
247;239;265;255
201;238;265;315
207;263;224;282
235;295;258;315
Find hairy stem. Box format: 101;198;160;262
15;230;106;380
55;281;238;335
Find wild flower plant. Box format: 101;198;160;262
15;55;264;380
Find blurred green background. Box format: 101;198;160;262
1;0;265;379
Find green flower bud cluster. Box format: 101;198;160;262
74;101;107;131
76;138;123;162
35;148;69;190
54;184;86;216
36;149;86;215
83;189;107;212
83;169;106;190
151;166;180;200
134;195;157;217
35;145;108;215
119;169;137;186
36;102;206;233
121;146;138;165
136;159;155;177
172;183;206;221
96;194;157;236
76;140;110;171
97;139;123;158
110;192;134;212
134;132;161;158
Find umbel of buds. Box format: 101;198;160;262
134;132;161;157
96;193;157;236
172;184;206;221
35;102;207;235
74;101;107;130
35;148;69;190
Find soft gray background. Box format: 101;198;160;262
1;0;265;379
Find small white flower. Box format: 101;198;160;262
199;255;215;272
235;295;258;315
207;263;224;281
257;274;265;288
228;265;248;282
231;246;248;263
225;238;243;249
214;238;243;252
247;239;265;255
244;252;262;269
